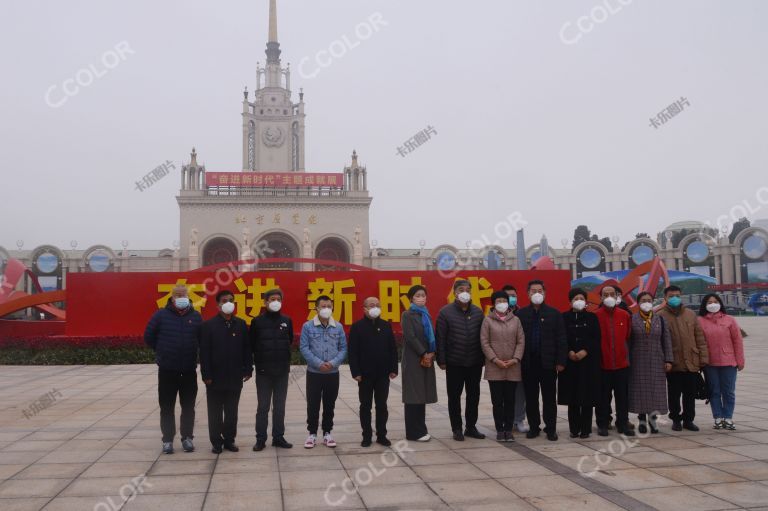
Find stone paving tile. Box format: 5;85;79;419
0;316;766;510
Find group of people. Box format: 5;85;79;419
143;278;745;454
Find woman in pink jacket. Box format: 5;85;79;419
698;293;745;431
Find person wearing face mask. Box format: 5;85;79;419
249;289;294;451
558;288;601;438
698;293;744;431
436;279;486;441
144;284;203;455
503;284;529;434
481;291;525;442
199;290;252;454
299;295;348;449
657;285;709;432
628;292;673;435
516;280;568;441
349;297;399;447
595;284;634;437
401;285;438;441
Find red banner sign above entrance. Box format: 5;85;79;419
205;172;344;188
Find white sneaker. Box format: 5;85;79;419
323;432;337;448
417;434;431;442
516;421;530;433
304;434;316;449
713;418;723;430
723;419;735;430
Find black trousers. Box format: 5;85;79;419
306;371;340;434
158;368;197;442
206;388;241;447
597;368;629;429
522;363;558;434
488;380;517;432
358;374;390;440
568;405;593;435
256;372;289;440
667;371;698;423
404;403;428;440
446;365;482;431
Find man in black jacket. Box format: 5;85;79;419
436;279;486;441
144;284;203;455
250;288;294;451
516;280;567;441
199;290;252;454
349;296;398;447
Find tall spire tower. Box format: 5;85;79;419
265;0;280;64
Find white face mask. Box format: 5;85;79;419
530;292;544;305
572;299;586;311
603;297;617;309
639;302;654;313
706;302;721;314
616;296;623;305
494;302;509;314
220;302;235;315
268;300;282;312
456;291;471;304
174;296;190;309
367;307;382;319
318;307;333;320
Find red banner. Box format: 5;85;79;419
205;172;343;188
64;270;571;337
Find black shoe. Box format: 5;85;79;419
683;421;700;432
650;425;659;434
361;438;372;447
546;431;558;441
253;440;266;452
211;445;223;454
525;429;540;439
272;437;293;449
223;443;239;452
672;420;683;431
618;428;635;437
580;432;591;439
376;437;392;447
638;423;648;434
453;430;465;441
464;427;486;440
569;432;579;438
597;427;609;437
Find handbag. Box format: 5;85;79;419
695;370;710;402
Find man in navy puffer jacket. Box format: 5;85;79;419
144;284;203;454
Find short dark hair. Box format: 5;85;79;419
264;288;283;301
636;291;654;302
699;293;726;316
664;285;682;296
216;290;234;303
407;285;427;300
315;294;333;307
613;285;623;295
527;279;545;291
568;288;587;302
502;284;516;293
601;285;617;296
453;279;471;291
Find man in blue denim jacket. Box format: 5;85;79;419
299;295;347;448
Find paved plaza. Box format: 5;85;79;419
1;317;768;510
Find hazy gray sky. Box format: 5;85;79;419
2;0;767;251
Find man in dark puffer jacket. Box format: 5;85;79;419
436;279;486;441
144;284;203;454
250;288;294;451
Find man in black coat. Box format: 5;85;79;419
516;279;568;441
436;279;486;441
250;288;294;451
349;296;398;447
199;290;252;454
144;284;203;454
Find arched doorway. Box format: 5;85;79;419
255;232;300;271
315;238;350;271
202;237;239;267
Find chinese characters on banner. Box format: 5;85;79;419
65;270;571;337
205;172;343;187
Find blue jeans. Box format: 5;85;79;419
704;366;737;419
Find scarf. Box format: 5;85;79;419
639;309;653;334
409;303;436;352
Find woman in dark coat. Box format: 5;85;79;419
629;291;673;434
401;285;438;441
558;288;601;438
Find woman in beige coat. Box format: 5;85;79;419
481;291;525;442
